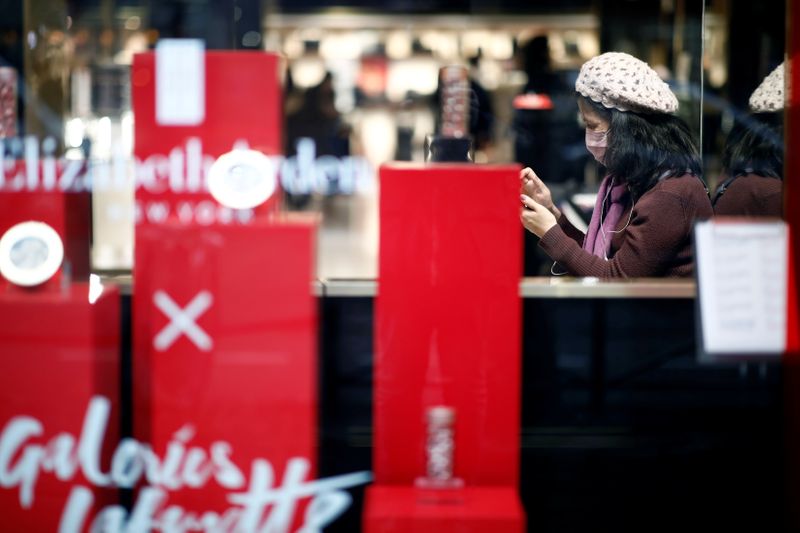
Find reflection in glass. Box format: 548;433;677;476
702;1;785;219
712;63;784;218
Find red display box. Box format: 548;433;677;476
364;486;525;533
0;282;120;531
133;221;318;518
132;51;283;225
367;163;524;531
0;188;91;288
374;163;523;486
132;51;282;159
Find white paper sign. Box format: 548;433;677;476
155;39;205;126
696;220;788;360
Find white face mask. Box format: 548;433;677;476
585;128;609;164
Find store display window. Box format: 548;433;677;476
0;0;796;531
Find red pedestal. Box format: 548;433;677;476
133;221;318;516
367;163;524;531
0;282;120;530
132;51;283;225
364;486;525;533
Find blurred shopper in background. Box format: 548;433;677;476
713;62;784;218
284;71;351;207
286;71;350;159
513;35;561;178
519;52;712;278
466;53;495;153
513;35;585;276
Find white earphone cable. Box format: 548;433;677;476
598;177;634;260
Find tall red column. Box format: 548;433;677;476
365;163;525;532
0;132;116;529
131;49;322;526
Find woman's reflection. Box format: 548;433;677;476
712;62;784;217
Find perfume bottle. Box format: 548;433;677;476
0;67;17;138
425;66;473;162
415;405;464;489
439;66;469;139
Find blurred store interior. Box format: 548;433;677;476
1;0;783;279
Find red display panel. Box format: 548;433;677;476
373;163;522;485
133;221;318;519
0;283;120;530
132;51;282;159
131;51;283;225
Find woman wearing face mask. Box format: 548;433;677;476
519;52;713;278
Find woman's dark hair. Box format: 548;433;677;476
580;95;702;200
721;112;783;179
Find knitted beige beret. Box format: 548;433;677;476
749;62;785;113
575;52;679;114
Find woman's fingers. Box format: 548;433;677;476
529;172;545;189
520;168;539;190
520;167;541;183
520;193;557;238
520;194;540;211
520;169;539;195
520;168;547;191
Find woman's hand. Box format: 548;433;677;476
520;167;561;219
520;194;557;238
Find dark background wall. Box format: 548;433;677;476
315;294;783;532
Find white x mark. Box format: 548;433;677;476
153;290;213;351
